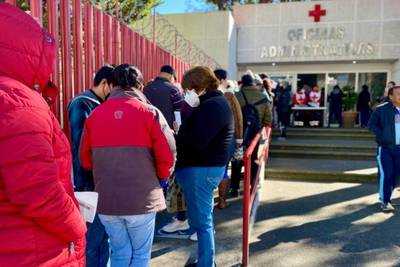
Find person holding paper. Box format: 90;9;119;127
80;64;175;267
68;65;115;267
144;65;184;131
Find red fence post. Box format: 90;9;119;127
94;8;104;70
84;3;94;89
5;0;17;5
60;0;72;131
73;0;83;96
30;0;42;26
47;0;60;120
103;14;111;64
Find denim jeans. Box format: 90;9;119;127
176;166;225;267
99;213;156;267
86;214;109;267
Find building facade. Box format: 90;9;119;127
164;0;400;103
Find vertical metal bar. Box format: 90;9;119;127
47;0;60;120
84;3;94;89
103;14;111;64
114;22;121;65
60;0;72;131
242;152;251;267
127;30;133;64
121;25;128;64
94;8;104;70
5;0;17;5
110;18;117;64
131;32;137;65
30;0;43;26
73;0;83;95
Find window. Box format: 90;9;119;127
358;72;387;104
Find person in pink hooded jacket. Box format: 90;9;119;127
0;3;86;266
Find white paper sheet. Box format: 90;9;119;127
74;191;98;223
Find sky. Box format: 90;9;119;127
155;0;215;14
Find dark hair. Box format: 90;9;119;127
160;65;175;75
241;74;254;87
112;64;143;90
334;85;341;90
388;85;400;96
362;84;369;91
259;73;268;80
389;81;396;86
93;65;115;87
214;69;228;81
182;66;219;93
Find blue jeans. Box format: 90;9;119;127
99;213;156;267
86;214;109;267
176;166;225;267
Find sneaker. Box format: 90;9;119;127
381;202;395;212
161;218;190;233
189;232;198;242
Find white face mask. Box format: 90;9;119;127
184;90;200;107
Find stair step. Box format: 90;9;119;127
271;144;376;153
266;169;376;183
272;132;374;140
270;149;376;160
274;127;371;134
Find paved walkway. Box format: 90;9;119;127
152;180;400;267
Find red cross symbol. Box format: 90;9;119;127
309;4;326;22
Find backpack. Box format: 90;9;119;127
241;91;268;147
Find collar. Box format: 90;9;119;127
155;77;171;83
108;87;149;103
89;89;104;103
199;90;223;103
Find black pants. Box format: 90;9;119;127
231;143;260;191
359;109;371;127
278;111;291;137
329;108;342;127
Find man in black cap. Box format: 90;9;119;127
144;65;183;130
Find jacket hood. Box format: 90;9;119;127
0;3;55;89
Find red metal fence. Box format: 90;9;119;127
242;127;272;267
5;0;192;130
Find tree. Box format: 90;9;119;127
203;0;274;11
90;0;162;24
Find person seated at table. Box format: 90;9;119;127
308;86;323;127
292;87;307;126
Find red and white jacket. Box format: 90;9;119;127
80;88;175;215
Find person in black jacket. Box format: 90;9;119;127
144;65;183;130
68;65;114;267
176;66;234;267
328;85;344;127
357;85;371;128
368;85;400;212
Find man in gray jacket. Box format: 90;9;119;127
369;85;400;212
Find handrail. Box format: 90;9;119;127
242;126;272;267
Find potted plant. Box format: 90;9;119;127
342;85;358;128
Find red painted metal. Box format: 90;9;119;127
60;0;72;130
94;8;104;70
242;127;272;267
30;0;42;26
83;3;94;89
47;0;60;119
5;0;17;5
73;0;84;96
17;1;192;128
103;14;111;64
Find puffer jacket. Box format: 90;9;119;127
0;3;86;266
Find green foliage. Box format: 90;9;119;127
342;85;357;111
91;0;162;24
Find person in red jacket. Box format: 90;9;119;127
0;3;86;267
80;64;175;267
